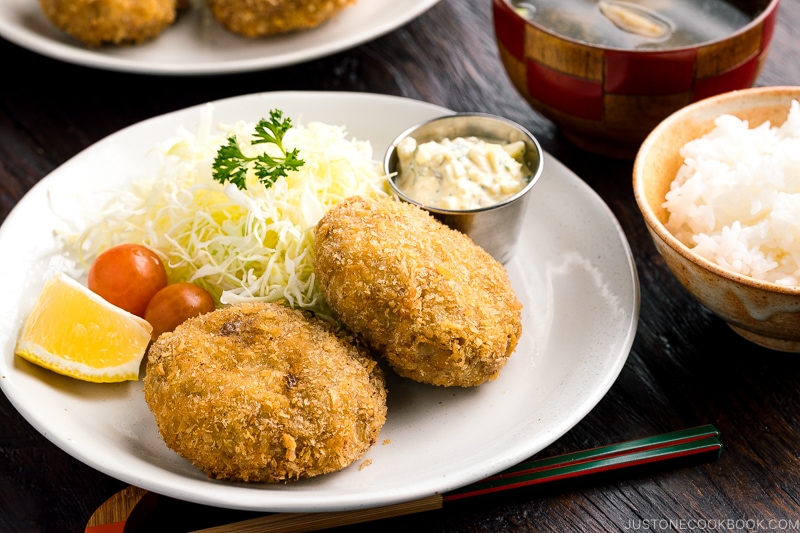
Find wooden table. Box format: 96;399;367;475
3;1;800;531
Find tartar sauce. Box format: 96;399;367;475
394;135;530;210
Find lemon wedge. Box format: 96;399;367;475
15;272;153;383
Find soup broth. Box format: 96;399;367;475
511;0;762;50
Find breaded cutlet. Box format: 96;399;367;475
144;301;387;483
314;196;523;387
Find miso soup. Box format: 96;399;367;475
511;0;765;50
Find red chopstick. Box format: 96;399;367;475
444;424;722;501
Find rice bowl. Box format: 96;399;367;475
634;86;800;352
663;99;800;286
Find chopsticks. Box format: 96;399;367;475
443;424;722;501
85;425;722;533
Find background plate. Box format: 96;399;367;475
0;91;639;512
0;0;440;75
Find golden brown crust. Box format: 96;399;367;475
38;0;181;47
207;0;357;37
314;196;523;387
143;302;387;483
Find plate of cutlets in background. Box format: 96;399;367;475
0;0;441;75
0;91;639;512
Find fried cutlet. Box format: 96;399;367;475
38;0;185;47
314;196;523;387
143;301;387;483
207;0;356;37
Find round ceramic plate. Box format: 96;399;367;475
0;0;440;75
0;92;639;512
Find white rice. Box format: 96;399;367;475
663;99;800;286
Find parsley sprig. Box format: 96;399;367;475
212;110;305;190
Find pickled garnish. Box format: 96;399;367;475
598;0;670;39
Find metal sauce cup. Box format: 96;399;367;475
384;113;543;264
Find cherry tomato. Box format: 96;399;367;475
88;244;168;317
144;282;216;340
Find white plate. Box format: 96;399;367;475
0;92;639;512
0;0;440;75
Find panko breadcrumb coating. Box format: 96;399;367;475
314;196;523;387
143;302;387;483
207;0;356;37
38;0;185;47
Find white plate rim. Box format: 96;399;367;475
0;91;639;512
0;0;441;75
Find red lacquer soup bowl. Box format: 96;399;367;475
492;0;779;158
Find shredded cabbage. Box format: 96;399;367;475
56;104;392;318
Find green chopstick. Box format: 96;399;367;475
444;424;722;501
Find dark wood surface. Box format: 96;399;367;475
3;1;800;532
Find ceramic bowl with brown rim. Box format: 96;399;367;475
633;86;800;352
493;0;780;159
